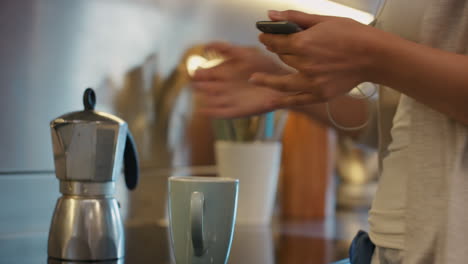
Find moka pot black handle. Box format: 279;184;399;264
123;131;139;190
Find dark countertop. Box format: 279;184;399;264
0;213;363;264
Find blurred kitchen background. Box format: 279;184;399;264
0;0;388;262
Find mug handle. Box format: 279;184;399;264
191;192;206;257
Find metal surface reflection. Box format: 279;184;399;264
0;212;366;263
48;197;124;261
48;258;124;264
229;225;275;264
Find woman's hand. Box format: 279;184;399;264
250;10;381;105
192;42;294;118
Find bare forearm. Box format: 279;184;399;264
372;32;468;125
290;95;370;138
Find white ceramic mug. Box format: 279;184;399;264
215;141;282;226
168;176;239;264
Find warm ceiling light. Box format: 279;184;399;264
186;54;224;77
247;0;377;25
187;55;208;77
289;0;375;24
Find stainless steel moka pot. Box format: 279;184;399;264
47;88;139;262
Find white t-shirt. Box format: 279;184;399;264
367;0;429;250
369;95;412;250
365;1;468;263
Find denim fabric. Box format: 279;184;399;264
349;230;376;264
331;259;351;264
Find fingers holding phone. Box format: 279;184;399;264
254;10;379;103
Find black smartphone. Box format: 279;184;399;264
256;21;303;34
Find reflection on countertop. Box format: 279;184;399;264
0;209;368;264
